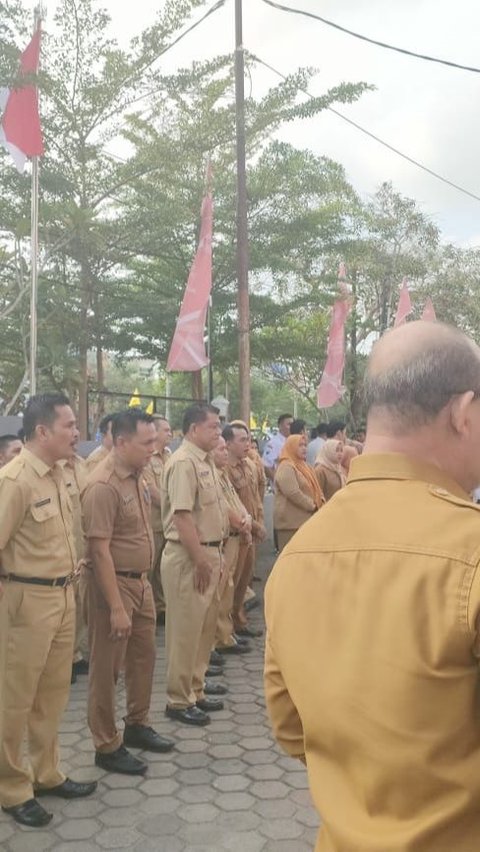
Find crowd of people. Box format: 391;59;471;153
0;398;270;828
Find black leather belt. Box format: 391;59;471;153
229;532;240;538
8;574;73;587
116;571;145;579
201;539;228;547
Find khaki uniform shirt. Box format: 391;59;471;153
82;452;153;573
265;453;480;852
0;447;76;579
144;450;169;533
219;468;248;534
162;440;228;543
226;456;262;522
85;444;110;473
60;455;87;560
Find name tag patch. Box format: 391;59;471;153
34;498;51;507
123;494;135;506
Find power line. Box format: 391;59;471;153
252;53;480;205
261;0;480;75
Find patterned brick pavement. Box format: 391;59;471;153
0;543;320;851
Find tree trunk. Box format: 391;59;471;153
191;370;203;400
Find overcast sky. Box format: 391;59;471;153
40;0;480;245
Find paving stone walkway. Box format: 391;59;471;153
0;542;320;851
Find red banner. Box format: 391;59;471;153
317;264;351;408
393;278;413;327
0;28;44;172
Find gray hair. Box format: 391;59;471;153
363;328;480;428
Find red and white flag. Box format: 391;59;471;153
167;168;213;372
0;28;44;173
393;278;413;327
421;297;437;322
317;264;351;408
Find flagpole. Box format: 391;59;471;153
234;0;250;423
29;6;43;395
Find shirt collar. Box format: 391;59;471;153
183;438;208;462
110;451;137;480
21;447;54;478
348;452;470;500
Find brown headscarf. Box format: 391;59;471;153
315;439;347;486
278;435;324;508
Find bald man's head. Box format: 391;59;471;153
363;321;480;431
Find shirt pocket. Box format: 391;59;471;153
30;499;60;539
198;478;217;506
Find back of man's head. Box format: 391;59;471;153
364;321;480;431
325;420;346;440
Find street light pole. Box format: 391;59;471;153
234;0;250;423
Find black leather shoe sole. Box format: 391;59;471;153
204;681;228;695
95;750;147;775
196;698;224;712
2;799;52;827
209;651;225;666
206;665;223;677
236;626;263;638
123;729;175;753
165;705;210;726
216;643;251;655
36;779;97;799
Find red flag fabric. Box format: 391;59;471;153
0;28;44;173
167;181;213;372
421;297;437;322
393;278;413;327
316;264;351;408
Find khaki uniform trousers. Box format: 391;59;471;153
73;571;89;663
233;542;255;631
87;573;156;753
215;536;240;648
161;541;222;708
0;582;75;808
149;531;166;614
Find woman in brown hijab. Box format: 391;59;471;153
314;439;346;501
274;434;324;553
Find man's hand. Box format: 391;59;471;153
194;557;213;594
253;522;267;542
109;606;132;642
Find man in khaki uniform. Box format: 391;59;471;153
265;321;480;852
61;452;89;682
82;409;174;776
85;412;115;472
213;436;252;651
144;415;172;621
161;403;229;726
224;423;266;641
0;394;97;829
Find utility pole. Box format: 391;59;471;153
29;4;44;395
234;0;250;423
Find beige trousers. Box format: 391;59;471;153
149;531;166;614
87;574;156;753
161;541;222;708
72;571;89;663
233;542;254;631
215;536;240;648
0;582;75;808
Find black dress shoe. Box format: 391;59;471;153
156;611;166;626
232;633;249;645
206;665;224;677
216;642;251;655
196;697;224;712
209;650;225;667
2;798;52;828
204;680;228;696
236;626;263;638
124;724;175;753
95;745;147;775
165;705;210;726
244;597;260;612
70;668;77;684
36;777;97;799
72;659;89;676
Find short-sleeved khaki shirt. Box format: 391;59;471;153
85;444;110;473
162;440;228;543
61;455;87;560
0;447;76;579
226;456;262;521
219;468;248;532
144;450;169;533
82;452;153;573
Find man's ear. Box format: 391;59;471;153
449;391;475;436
